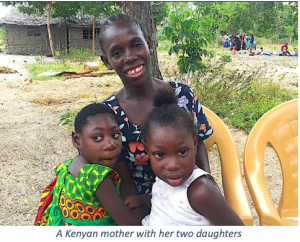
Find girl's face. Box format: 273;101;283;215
100;20;152;87
143;125;197;187
73;113;122;168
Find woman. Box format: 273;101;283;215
99;13;213;199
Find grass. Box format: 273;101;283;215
59;108;81;126
215;81;297;132
28;61;108;81
190;64;298;133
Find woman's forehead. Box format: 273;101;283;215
104;20;143;37
102;21;145;48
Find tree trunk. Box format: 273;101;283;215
119;2;163;79
92;14;96;53
47;2;55;56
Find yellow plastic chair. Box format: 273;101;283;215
243;99;298;226
202;106;253;226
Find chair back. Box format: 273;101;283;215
243;99;298;225
202;106;253;226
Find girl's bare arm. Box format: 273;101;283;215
113;160;138;199
95;175;149;225
187;176;244;226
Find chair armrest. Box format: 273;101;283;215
244;147;283;226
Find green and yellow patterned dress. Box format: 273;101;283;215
39;157;121;226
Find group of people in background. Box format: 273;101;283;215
222;33;255;52
223;33;297;57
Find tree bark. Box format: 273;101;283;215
119;2;163;79
46;2;55;56
92;14;97;53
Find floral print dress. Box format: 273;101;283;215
101;81;213;195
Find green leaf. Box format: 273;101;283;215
173;46;179;54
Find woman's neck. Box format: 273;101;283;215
121;77;158;102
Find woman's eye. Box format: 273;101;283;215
178;149;187;155
133;43;142;49
92;135;103;141
112;132;120;138
153;152;164;158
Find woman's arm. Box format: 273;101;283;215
124;194;152;209
196;141;211;173
187;176;244;226
113;160;138;199
95;175;150;225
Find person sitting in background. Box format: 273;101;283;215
257;47;263;55
281;43;291;56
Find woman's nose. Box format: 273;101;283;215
124;49;137;63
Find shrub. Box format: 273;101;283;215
220;55;232;63
172;62;297;133
0;27;7;48
59;108;80;126
55;47;99;65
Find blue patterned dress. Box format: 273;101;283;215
101;81;213;194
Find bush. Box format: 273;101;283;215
59;108;80;126
0;26;7;48
55;47;99;65
172;62;297;133
220;55;232;63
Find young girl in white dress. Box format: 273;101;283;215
125;89;244;226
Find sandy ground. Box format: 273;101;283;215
0;51;298;226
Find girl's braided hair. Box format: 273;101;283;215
142;88;197;142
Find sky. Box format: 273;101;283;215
0;4;12;19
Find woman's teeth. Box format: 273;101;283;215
127;65;143;75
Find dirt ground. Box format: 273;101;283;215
0;51;298;226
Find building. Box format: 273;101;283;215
0;7;105;55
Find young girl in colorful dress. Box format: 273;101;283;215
126;90;244;226
99;13;213;200
34;103;149;226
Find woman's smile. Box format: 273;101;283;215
126;64;143;75
125;64;144;77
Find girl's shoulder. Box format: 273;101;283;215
55;158;74;175
78;164;121;188
186;167;221;193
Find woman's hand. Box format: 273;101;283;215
125;194;152;209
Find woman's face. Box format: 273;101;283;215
101;20;152;87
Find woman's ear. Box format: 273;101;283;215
72;131;81;151
146;36;153;54
100;55;113;70
141;140;148;153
